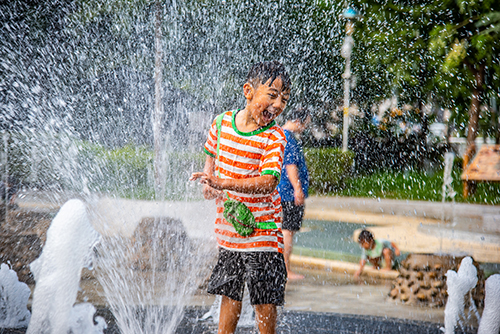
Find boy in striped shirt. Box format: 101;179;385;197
190;61;290;334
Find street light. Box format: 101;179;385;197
340;7;360;152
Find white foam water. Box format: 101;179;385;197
442;257;478;334
26;199;102;334
0;263;31;328
68;303;107;334
477;274;500;334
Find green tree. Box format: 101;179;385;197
428;0;500;146
352;0;500;149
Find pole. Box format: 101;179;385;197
342;56;350;152
342;20;354;152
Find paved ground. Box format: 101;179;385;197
12;191;500;331
1;308;474;334
75;265;445;324
98;307;472;334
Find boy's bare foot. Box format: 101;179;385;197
287;271;305;280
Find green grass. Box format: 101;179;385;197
332;168;500;205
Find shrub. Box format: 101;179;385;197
77;142;206;199
304;147;354;194
77;142;154;197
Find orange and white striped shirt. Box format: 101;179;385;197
204;110;287;253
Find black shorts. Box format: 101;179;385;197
282;201;304;231
207;248;287;305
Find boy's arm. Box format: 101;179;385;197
354;259;366;279
391;241;401;256
190;171;278;195
285;164;305;205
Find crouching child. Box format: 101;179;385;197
354;229;400;281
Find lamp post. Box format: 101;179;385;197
340;7;359;152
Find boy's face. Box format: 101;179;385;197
243;77;290;127
360;240;373;250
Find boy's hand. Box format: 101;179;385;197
189;172;207;182
294;188;305;206
353;269;362;283
190;172;221;189
354;270;360;279
190;172;224;199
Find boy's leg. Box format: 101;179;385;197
283;229;303;279
382;248;394;270
207;248;246;333
218;296;242;334
245;252;286;332
254;304;277;334
282;229;293;271
281;201;305;280
368;257;381;269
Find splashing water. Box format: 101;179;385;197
441;257;478;334
0;263;31;328
7;193;214;333
27;199;101;334
477;274;500;334
202;292;254;328
89;197;215;334
68;303;107;334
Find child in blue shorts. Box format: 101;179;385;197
277;108;311;280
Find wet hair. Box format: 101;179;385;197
358;230;374;244
246;61;291;92
286;107;310;124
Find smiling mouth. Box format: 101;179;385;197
262;109;275;121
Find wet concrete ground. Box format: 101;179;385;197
73;265;446;325
10;191;498;333
70;266;452;334
102;308;469;334
283;267;445;323
75;266;447;323
1;307;471;334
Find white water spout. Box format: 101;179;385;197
477;274;500;334
442;257;478;334
0;263;31;328
26;199;101;334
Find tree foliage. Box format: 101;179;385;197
352;0;500;145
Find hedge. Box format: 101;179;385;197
304;147;355;194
